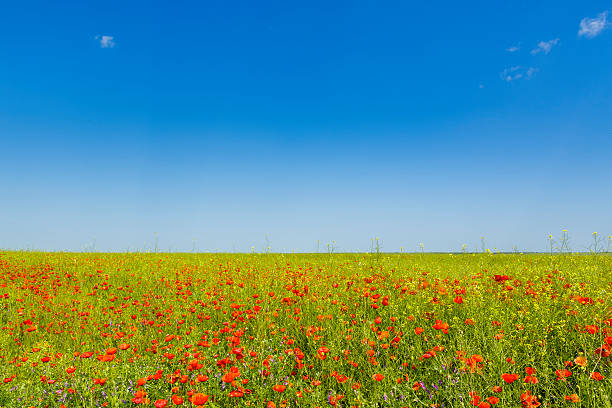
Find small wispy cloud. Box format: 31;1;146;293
578;11;609;38
501;66;538;82
95;35;115;48
526;67;538;79
501;66;523;82
530;38;560;55
506;45;520;53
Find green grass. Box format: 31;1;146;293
0;251;610;407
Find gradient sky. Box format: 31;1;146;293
1;0;611;252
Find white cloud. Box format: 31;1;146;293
501;66;523;82
578;11;609;38
506;45;520;52
526;67;539;79
501;66;538;82
530;38;560;55
95;35;115;48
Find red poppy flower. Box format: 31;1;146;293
432;320;449;334
574;356;586;367
521;390;541;408
555;369;571;381
501;373;519;384
564;394;580;403
190;393;209;405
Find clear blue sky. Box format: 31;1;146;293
1;0;611;252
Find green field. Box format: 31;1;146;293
0;251;610;407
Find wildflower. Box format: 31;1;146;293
190;393;208;405
574;356;587;367
555;369;571;381
594;345;611;358
564;394;580;403
432;320;449;334
501;373;519;384
520;390;541;408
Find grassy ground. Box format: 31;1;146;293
0;251;610;407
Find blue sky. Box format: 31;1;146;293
1;0;611;252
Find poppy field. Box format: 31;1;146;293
0;251;610;408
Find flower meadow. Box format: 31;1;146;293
0;251;610;408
